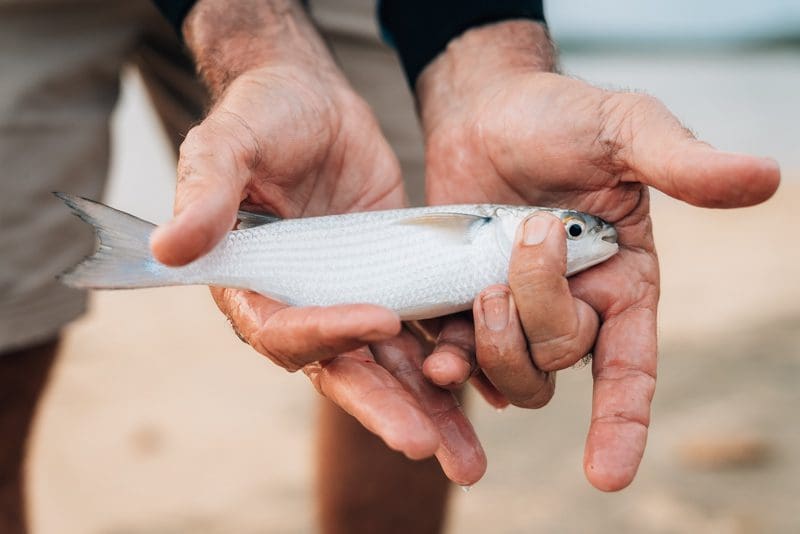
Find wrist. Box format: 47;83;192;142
416;20;555;132
183;0;341;98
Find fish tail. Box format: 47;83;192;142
55;193;176;289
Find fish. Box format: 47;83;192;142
55;193;618;320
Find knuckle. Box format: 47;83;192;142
179;115;254;176
252;336;288;370
532;330;584;371
214;290;306;373
593;91;629;173
309;314;351;356
594;91;665;174
217;110;264;172
629;93;663;113
252;321;303;373
609;93;663;126
177;127;215;185
179;125;208;161
594;363;657;391
508;264;564;297
513;374;556;409
592;411;650;430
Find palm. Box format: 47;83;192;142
202;66;405;218
427;72;659;333
424;71;777;490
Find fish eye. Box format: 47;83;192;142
565;218;586;240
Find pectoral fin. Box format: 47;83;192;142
394;212;490;243
236;210;281;230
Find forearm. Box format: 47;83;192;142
182;0;340;97
416;20;556;133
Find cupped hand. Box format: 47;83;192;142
416;20;779;490
146;0;486;484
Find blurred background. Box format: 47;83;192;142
28;1;799;532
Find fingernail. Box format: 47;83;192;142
481;292;509;332
523;214;552;245
762;156;780;170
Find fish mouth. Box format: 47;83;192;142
601;228;618;244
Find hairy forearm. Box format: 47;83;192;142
182;0;338;97
416;20;556;131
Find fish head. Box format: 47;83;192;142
557;209;619;275
493;206;619;276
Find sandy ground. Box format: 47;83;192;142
27;68;800;533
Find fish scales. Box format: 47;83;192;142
181;206;506;316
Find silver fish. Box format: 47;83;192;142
56;193;618;320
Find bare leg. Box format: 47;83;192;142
315;398;450;534
0;340;58;534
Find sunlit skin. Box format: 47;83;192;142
149;0;780;496
149;0;487;487
416;21;780;491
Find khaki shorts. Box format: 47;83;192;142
0;0;424;352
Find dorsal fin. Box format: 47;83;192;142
236;210;281;230
393;212;490;243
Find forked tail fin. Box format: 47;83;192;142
55;193;176;289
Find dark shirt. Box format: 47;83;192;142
151;0;546;87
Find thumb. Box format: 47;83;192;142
606;93;780;208
150;120;247;266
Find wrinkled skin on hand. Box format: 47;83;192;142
152;65;405;264
148;5;487;485
417;21;780;491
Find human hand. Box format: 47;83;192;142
416;20;780;490
416;212;589;412
148;0;485;484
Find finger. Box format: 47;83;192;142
211;287;401;371
474;286;555;409
418;316;512;410
304;350;440;460
509;213;600;372
151;118;248;266
562;193;659;491
602;92;780;208
583;305;657;492
422;315;476;388
372;330;487;486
